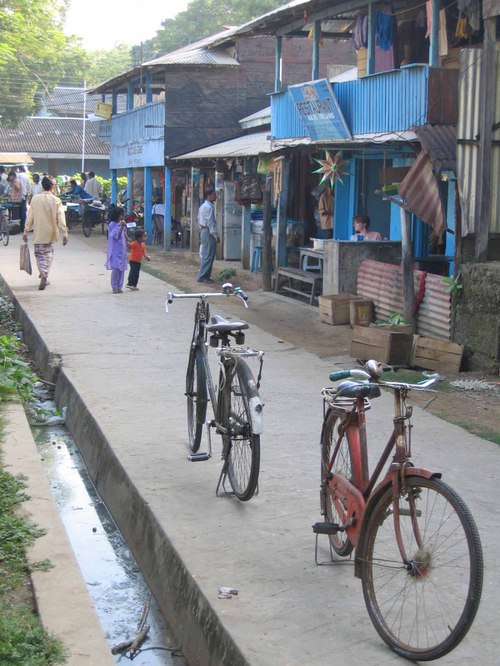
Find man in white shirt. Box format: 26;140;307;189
84;171;101;199
196;187;219;282
31;173;43;198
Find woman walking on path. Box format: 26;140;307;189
105;206;128;294
23;176;68;291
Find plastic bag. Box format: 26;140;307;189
20;242;32;275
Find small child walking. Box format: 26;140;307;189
126;229;151;290
105;206;128;294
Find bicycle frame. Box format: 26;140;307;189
324;385;440;569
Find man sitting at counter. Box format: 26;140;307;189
353;215;382;241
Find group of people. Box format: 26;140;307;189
16;172;150;295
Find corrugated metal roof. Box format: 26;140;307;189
413;124;456;172
208;0;360;46
143;46;239;67
357;259;452;340
172;131;274;160
0;117;108;157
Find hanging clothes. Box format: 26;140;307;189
375;6;395;72
425;3;449;56
376;10;396;50
458;0;481;32
353;14;368;50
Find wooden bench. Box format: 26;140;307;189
274;267;323;305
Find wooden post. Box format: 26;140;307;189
400;207;416;331
475;17;496;261
429;0;440;67
276;157;290;268
367;2;375;75
312;20;320;80
261;177;273;291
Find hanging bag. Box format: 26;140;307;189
19;241;32;275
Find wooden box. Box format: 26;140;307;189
350;325;413;365
410;335;464;374
318;293;359;325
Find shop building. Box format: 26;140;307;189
89;23;354;249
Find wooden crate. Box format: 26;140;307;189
350;325;413;365
318;293;359;325
410;335;464;374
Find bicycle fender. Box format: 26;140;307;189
354;468;442;579
237;362;263;435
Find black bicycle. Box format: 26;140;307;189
166;283;264;501
0;205;9;246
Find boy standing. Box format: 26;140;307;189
126;229;151;290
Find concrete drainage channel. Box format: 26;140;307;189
32;422;186;666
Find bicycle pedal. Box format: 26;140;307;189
312;522;340;535
187;453;211;462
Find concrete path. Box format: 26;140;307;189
1;234;498;665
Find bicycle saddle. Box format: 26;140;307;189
206;314;249;333
336;380;381;399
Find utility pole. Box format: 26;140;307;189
81;80;87;173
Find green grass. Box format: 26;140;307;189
433;416;500;446
0;296;66;663
0;429;66;664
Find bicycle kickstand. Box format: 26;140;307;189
215;458;233;498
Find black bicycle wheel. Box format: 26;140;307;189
222;361;260;501
320;409;354;556
82;213;92;237
361;476;483;661
186;346;207;453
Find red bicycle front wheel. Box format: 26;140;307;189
361;476;483;661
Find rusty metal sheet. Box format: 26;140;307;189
398;152;446;234
413;124;456;172
357;259;451;340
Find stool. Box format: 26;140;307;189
251;246;262;272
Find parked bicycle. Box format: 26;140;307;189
166;283;264;501
314;360;483;661
0;205;10;245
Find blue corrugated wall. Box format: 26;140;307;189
272;65;429;138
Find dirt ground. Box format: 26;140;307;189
84;234;500;445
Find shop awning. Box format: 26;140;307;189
0;152;34;165
171;131;275;160
270;130;417;150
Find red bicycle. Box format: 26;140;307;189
314;360;483;661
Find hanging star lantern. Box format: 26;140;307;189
313;150;350;188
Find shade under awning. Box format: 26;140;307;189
398;151;446;234
0;152;34;166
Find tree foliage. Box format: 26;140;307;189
145;0;284;60
0;0;70;126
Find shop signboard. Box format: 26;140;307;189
288;79;351;142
